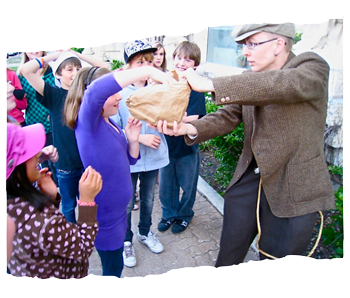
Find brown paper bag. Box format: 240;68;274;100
126;75;191;128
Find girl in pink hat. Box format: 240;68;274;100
6;122;103;278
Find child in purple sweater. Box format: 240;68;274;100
64;65;170;277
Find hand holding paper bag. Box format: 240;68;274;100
126;72;191;128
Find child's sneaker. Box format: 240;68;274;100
137;231;163;254
171;219;189;234
158;218;174;232
123;241;136;267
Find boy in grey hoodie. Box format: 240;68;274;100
111;39;169;268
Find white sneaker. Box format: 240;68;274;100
123;241;136;267
137;231;163;254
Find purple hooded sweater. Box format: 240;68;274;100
75;72;138;251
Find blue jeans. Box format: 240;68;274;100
159;147;200;222
56;167;84;224
42;132;58;186
97;246;124;277
125;169;159;242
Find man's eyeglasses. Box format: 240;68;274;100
243;38;278;50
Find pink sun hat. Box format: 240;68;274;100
6;123;46;179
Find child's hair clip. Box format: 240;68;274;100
84;66;99;88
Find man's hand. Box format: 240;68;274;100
148;120;198;137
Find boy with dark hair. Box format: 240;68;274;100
19;50;109;223
157;41;206;234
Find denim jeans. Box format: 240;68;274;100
125;169;159;242
159;147;200;222
41;132;58;186
56;167;84;224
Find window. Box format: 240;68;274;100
206;26;248;69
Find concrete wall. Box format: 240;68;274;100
294;19;343;169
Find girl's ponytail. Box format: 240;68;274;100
64;67;110;129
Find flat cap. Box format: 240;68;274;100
234;23;295;44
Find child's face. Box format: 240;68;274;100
102;92;122;118
129;56;153;69
173;54;196;72
25;151;42;183
153;48;165;68
129;56;153;83
56;64;81;90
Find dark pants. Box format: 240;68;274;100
159;146;200;222
125;170;159;242
56;167;84;224
215;159;317;267
97;246;124;277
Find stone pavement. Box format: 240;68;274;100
87;177;259;277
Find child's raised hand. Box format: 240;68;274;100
46;50;66;62
39;145;59;163
125;117;142;143
179;68;215;93
37;167;58;201
149;67;175;85
78;166;103;204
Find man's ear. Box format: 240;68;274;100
275;38;286;55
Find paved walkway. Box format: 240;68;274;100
88;177;259;277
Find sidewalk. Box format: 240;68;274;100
88;177;259;277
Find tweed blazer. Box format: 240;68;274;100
186;51;335;218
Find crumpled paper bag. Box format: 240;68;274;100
126;73;191;128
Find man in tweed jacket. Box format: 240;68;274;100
155;23;335;266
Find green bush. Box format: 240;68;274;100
321;166;343;258
199;93;244;194
71;48;84;54
110;59;125;70
293;32;303;44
